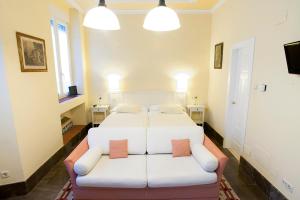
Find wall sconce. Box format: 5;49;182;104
175;73;189;93
108;74;121;93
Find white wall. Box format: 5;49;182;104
0;41;24;185
86;14;211;107
69;8;90;124
207;0;300;199
70;8;85;95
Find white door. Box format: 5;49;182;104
224;38;255;157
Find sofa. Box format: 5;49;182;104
64;126;228;200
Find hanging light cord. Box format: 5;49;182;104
99;0;106;7
159;0;166;6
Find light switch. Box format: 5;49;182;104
256;84;267;92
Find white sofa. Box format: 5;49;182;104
64;126;228;200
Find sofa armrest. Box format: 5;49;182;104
64;137;89;188
203;136;228;182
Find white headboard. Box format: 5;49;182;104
109;91;186;108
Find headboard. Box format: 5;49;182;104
109;91;186;108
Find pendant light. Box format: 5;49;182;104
83;0;120;30
143;0;180;32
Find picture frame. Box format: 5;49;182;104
16;32;47;72
214;43;224;69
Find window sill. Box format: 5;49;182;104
59;94;85;114
59;95;81;104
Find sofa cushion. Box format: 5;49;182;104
88;127;147;155
147;155;217;188
147;126;204;154
109;140;128;159
192;144;218;172
74;147;102;176
172;139;191;157
76;155;147;188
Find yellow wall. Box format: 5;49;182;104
0;40;25;185
207;0;300;199
0;0;66;181
86;14;211;107
0;0;89;185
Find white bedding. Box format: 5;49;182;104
148;111;196;127
100;112;148;127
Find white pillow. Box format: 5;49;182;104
88;127;147;155
113;104;142;113
74;147;102;176
147;126;204;154
192;144;218;172
159;104;185;114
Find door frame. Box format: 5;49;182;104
223;38;256;154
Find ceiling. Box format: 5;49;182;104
69;0;222;12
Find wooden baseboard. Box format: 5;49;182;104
239;157;287;200
0;123;91;199
203;122;224;146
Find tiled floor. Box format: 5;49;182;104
5;138;268;200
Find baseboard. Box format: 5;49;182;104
203;122;224;146
239;157;287;200
0;123;92;199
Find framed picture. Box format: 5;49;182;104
16;32;47;72
214;43;224;69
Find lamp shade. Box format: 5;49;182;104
83;6;120;30
176;74;189;93
143;5;180;31
108;74;121;93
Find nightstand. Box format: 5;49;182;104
186;105;205;126
91;105;110;127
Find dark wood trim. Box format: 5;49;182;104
204;122;224;146
0;182;27;198
25;146;65;192
0;123;91;199
239;157;288;200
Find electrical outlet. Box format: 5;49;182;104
282;179;294;194
1;171;9;179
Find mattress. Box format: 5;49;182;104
148;111;196;127
100;112;148;127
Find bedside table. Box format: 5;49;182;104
91;105;110;127
186;105;205;126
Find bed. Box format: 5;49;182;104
148;104;197;127
99;91;185;128
148;111;196;127
100;91;198;128
100;111;148;128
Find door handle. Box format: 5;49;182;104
232;101;236;105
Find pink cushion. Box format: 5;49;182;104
171;139;191;157
109;140;128;159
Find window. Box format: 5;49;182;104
50;19;72;97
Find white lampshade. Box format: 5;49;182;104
108;74;121;93
175;73;189;93
83;5;120;30
143;3;180;32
